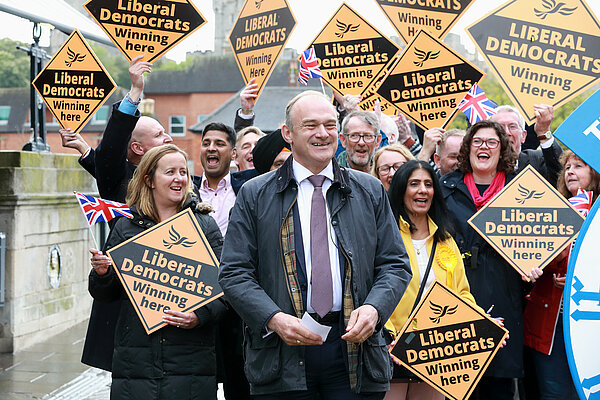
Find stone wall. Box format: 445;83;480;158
0;151;97;352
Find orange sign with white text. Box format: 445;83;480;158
32;30;116;133
106;209;223;334
391;281;508;400
84;0;207;62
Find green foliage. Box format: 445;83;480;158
91;45;130;88
0;38;30;88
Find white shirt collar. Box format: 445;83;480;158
292;160;334;184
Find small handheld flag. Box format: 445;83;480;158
569;189;593;218
298;47;323;86
74;192;133;248
458;84;497;125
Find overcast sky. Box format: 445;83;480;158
1;0;599;62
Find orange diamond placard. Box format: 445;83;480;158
229;0;296;98
84;0;207;62
377;29;484;130
32;30;116;133
468;165;584;281
466;0;600;123
391;281;508;400
106;208;223;334
306;3;400;99
374;0;476;45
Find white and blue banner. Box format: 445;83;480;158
554;89;600;174
564;199;600;399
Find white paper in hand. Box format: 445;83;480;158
300;312;331;342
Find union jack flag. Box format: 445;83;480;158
569;189;593;218
75;192;133;226
458;84;497;125
298;47;322;85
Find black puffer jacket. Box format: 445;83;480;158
440;170;525;379
89;197;226;400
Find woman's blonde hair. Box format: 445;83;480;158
126;144;192;221
370;143;415;178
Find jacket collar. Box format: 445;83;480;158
275;155;350;194
398;215;439;238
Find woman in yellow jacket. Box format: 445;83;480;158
384;160;481;400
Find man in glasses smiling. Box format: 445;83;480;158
337;111;382;173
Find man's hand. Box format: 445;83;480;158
533;104;554;138
418;127;444;161
128;55;152;102
90;248;111;276
341;304;378;343
342;94;361;113
60;128;90;156
240;78;258;114
267;312;323;346
493;317;509;348
392;113;412;144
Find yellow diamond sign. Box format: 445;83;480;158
374;0;477;45
466;0;600;123
106;209;223;334
84;0;207;62
468;165;585;281
32;30;116;133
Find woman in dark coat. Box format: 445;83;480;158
439;120;540;400
89;144;225;400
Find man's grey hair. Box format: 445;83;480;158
380;114;399;143
436;129;466;155
494;105;526;130
341;110;380;136
284;90;335;132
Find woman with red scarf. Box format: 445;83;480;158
440;120;540;400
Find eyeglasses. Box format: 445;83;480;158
503;123;523;133
471;137;500;149
345;133;377;144
377;162;404;175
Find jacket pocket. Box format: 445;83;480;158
362;331;393;383
244;327;281;385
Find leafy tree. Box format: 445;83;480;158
91;45;131;88
0;38;30;88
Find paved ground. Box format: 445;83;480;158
0;320;224;399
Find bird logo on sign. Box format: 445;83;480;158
335;20;360;38
255;0;263;9
65;47;86;67
163;226;197;249
413;48;439;67
534;0;577;19
429;301;458;324
515;184;544;204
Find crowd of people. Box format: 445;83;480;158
61;56;590;400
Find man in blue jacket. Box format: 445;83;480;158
219;91;411;398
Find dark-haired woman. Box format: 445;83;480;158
384;160;482;400
440;120;541;399
88;144;225;400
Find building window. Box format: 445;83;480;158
0;106;10;125
197;114;207;124
169;115;186;136
91;105;110;123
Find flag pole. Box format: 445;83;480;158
74;192;100;250
319;78;326;96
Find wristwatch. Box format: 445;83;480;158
537;130;552;140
